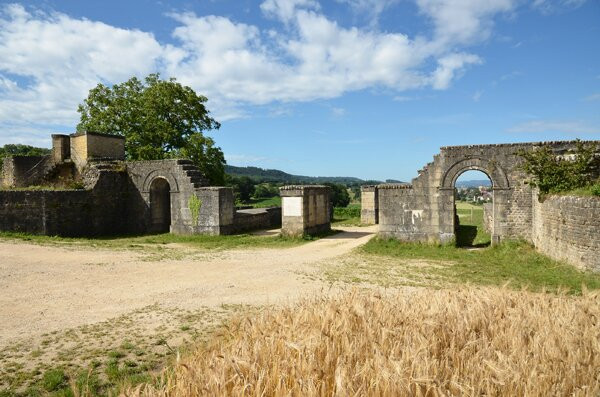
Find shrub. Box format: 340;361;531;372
517;140;599;195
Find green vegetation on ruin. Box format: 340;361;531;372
517;140;600;196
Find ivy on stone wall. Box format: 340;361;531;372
517;140;600;195
189;195;202;225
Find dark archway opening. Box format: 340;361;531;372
454;170;493;247
150;178;171;233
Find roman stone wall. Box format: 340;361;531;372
193;187;235;235
1;155;51;188
232;207;282;234
280;185;331;237
532;194;600;272
69;132;125;171
0;170;130;236
378;184;440;242
126;159;220;234
379;140;599;245
52;134;70;163
360;185;378;224
85;132;125;160
69;134;88;171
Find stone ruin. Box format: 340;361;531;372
0;132;331;237
362;140;600;271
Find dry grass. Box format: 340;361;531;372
126;287;600;396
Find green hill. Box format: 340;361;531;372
225;165;383;185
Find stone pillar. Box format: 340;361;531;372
52;134;70;163
360;185;379;224
491;187;510;245
193;187;235;235
280;185;331;237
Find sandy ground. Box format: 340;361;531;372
0;226;376;346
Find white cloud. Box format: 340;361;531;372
393;95;416;102
225;153;270;166
532;0;587;14
335;0;400;26
430;53;482;89
260;0;320;21
582;93;600;102
0;0;525;138
508;120;599;134
331;107;346;117
0;4;163;128
472;90;483;102
415;0;515;47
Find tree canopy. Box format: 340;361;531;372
0;144;51;158
324;182;351;207
77;74;225;185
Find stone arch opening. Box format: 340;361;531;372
453;170;493;247
440;157;509;246
149;177;171;233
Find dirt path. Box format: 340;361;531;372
0;226;376;346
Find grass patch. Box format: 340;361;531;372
455;200;490;247
245;196;282;208
0;304;247;396
354;238;600;294
332;204;361;226
0;231;307;251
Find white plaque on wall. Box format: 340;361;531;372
283;197;303;217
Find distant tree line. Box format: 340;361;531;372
0;144;51;171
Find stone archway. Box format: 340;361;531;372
149;178;171;233
439;157;510;245
451;169;494;246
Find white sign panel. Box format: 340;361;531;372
283;197;303;217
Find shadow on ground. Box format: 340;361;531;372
456;225;490;248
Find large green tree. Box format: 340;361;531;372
77;74;225;185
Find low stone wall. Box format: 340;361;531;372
532;195;600;272
280;185;330;237
0;170;130;236
378;184;445;242
1;156;50;188
360;185;378;224
233;207;282;233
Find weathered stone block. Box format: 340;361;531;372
280;185;331;237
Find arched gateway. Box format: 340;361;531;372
149;178;171;233
376;140;593;245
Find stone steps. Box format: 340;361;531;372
174;161;209;188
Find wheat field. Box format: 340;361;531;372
125;287;600;397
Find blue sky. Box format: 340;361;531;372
0;0;598;182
